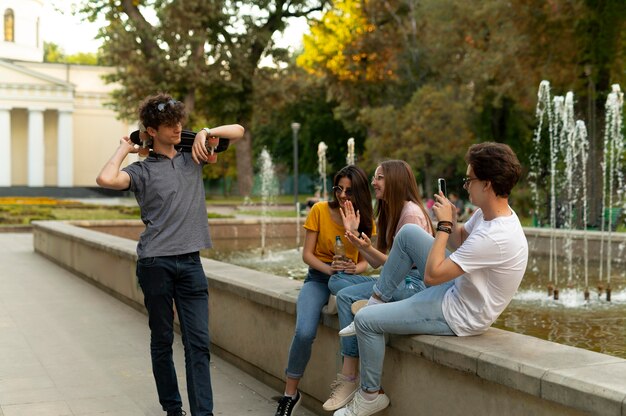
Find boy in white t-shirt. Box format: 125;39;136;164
334;142;528;416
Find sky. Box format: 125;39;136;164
41;1;311;56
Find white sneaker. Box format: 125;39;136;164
333;391;390;416
339;322;356;337
322;374;359;411
323;294;338;315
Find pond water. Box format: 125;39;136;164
203;244;626;359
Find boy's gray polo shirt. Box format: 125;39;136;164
122;151;212;259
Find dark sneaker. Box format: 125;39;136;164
166;410;186;416
274;391;301;416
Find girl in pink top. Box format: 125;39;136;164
322;160;433;411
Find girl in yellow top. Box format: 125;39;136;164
274;165;375;416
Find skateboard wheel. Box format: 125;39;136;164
207;153;218;164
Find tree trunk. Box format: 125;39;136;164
235;128;254;196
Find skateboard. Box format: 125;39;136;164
129;129;231;163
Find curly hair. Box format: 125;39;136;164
465;142;521;197
138;93;187;130
328;165;374;238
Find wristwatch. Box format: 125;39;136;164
203;127;211;136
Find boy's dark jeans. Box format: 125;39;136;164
137;252;213;415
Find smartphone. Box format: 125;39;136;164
437;178;447;197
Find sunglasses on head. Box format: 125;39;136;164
157;99;178;112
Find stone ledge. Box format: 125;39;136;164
388;330;626;415
31;220;626;416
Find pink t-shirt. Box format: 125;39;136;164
396;201;431;235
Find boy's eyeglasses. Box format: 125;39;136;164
333;186;353;197
157;99;178;112
463;176;479;189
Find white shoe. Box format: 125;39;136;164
333;391;390;416
323;294;338;315
322;374;359;411
339;322;356;337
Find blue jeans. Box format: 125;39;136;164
137;252;213;415
328;270;425;358
355;224;456;392
285;267;331;379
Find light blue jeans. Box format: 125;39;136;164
285;267;332;379
328;269;425;358
354;224;456;392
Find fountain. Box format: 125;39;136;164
258;148;278;256
346;137;356;165
599;85;625;301
318;141;328;200
529;80;625;302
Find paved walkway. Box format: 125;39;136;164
0;233;315;416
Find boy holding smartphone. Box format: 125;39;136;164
333;142;528;416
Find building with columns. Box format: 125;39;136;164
0;0;132;193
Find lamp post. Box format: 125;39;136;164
291;122;301;207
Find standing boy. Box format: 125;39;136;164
96;93;244;416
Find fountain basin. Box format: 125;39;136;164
71;219;626;359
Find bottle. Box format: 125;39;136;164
404;276;416;291
334;235;346;261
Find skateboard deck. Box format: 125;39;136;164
129;129;231;163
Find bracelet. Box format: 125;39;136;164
203;127;211;136
437;221;453;228
436;225;452;234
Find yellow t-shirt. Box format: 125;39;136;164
303;201;376;263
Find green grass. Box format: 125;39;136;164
0;204;142;225
0;202;233;226
236;209;297;218
206;194;312;205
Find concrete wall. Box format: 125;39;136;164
82;218;626;264
32;220;626;416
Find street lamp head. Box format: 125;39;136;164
291;122;301;133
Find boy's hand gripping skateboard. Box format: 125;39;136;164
129;129;233;163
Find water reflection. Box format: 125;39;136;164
204;244;626;359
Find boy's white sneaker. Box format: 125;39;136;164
333;391;390;416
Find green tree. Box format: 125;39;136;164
78;0;328;196
43;42;65;63
361;84;474;195
252;65;363;183
44;42;99;65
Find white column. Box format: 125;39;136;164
27;108;45;187
57;110;73;186
0;107;11;186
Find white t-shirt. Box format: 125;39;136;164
443;208;528;336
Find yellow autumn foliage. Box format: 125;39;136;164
297;0;397;82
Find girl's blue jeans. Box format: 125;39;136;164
328;268;424;358
285;267;332;378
